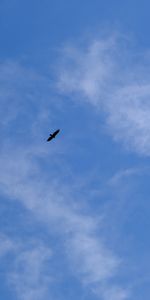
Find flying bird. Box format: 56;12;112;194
47;129;60;142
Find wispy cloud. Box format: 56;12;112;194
0;232;53;300
101;285;130;300
0;60;129;299
9;241;53;300
108;167;140;186
57;34;150;156
0;234;16;256
0;144;125;299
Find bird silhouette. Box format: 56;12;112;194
47;129;60;142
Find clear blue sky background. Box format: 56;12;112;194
0;1;150;300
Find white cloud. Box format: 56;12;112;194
57;35;150;156
68;233;119;283
0;234;16;256
101;285;130;300
57;37;117;105
0;60;129;300
106;84;150;154
0;232;53;300
10;242;53;300
108;167;140;186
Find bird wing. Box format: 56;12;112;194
47;135;53;142
53;130;59;137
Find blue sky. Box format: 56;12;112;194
0;1;150;299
